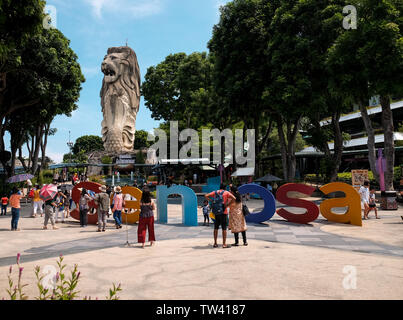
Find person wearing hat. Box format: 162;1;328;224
93;185;110;232
112;186;125;229
78;188;92;227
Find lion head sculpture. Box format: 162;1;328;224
100;46;141;154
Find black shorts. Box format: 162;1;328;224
369;204;376;208
214;214;228;230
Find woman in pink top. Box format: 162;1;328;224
112;186;125;229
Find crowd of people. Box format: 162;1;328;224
1;175;390;248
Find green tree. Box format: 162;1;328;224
208;0;277;176
134;130;152;150
72;135;104;155
0;27;85;176
328;0;403;189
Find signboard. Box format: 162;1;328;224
116;154;135;165
351;170;369;189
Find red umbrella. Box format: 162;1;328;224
39;184;58;202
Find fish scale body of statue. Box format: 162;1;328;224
100;46;140;154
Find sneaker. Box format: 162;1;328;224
232;243;239;246
53;226;59;230
97;229;102;232
243;242;248;246
102;229;106;232
43;226;48;230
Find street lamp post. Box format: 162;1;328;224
67;130;73;164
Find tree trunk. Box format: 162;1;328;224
276;116;288;180
18;146;28;172
31;126;43;175
41;123;50;170
277;115;300;181
380;95;395;190
329;110;343;182
359;100;379;182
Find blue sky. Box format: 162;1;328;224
26;0;230;163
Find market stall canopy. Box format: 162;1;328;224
231;167;255;177
254;174;282;182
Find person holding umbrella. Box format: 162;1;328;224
41;182;59;230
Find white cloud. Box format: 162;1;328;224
85;0;163;19
46;152;65;164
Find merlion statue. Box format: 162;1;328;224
100;46;140;154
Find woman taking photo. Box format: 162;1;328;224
138;187;156;248
229;185;248;246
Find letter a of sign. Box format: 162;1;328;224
343;5;357;30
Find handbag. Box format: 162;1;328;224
242;204;250;216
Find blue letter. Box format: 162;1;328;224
238;184;276;223
156;185;198;226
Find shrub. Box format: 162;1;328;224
4;254;122;300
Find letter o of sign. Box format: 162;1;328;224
119;186;142;224
238;184;276;223
71;181;102;225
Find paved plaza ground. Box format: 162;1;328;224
0;198;402;300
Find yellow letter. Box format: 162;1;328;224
119;186;142;224
319;182;362;226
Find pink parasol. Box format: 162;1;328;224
39;184;58;202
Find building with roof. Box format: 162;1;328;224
264;99;403;177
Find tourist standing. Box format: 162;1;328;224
367;188;380;219
78;188;92;227
201;200;210;226
93;185;110;232
112;186;125;229
9;188;22;231
205;183;236;248
1;195;9;216
64;190;71;219
228;186;248;246
359;180;370;220
43;192;59;230
138;187;156;248
32;185;43;218
55;189;67;223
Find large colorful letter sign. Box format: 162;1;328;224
238;184;276;223
156;185;198;226
71;181;101;225
276;184;319;224
120;186;142;224
319;182;362;226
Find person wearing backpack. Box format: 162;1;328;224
93;185;110;232
205;183;236;248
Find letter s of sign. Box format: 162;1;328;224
120;186;142;224
343;5;357;30
276;183;319;224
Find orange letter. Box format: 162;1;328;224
319;182;362;226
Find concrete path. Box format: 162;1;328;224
0;200;402;300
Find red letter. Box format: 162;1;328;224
276;183;319;224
